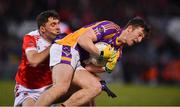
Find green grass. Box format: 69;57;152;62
0;80;15;106
0;81;180;106
96;83;180;106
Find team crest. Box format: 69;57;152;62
98;26;105;33
62;46;71;57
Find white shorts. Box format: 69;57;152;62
13;83;51;106
50;43;84;70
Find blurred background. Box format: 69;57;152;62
0;0;180;106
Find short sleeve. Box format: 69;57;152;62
23;35;37;53
91;21;120;41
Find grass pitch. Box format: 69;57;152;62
0;81;180;106
96;83;180;106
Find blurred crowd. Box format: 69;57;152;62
0;0;179;85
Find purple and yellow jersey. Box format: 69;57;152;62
79;21;124;64
55;20;123;50
87;21;123;50
54;20;124;64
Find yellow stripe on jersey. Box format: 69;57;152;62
104;33;116;39
61;56;71;61
55;27;89;47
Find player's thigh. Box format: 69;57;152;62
52;64;74;86
54;83;96;106
22;98;36;106
72;69;101;89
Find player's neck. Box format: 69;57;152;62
118;29;128;44
39;31;51;43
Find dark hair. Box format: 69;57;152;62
125;16;151;37
36;10;60;29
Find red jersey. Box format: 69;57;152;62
15;30;52;89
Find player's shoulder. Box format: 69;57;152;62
28;30;39;35
99;20;114;24
24;30;39;38
52;33;68;44
23;30;40;41
97;20;119;27
101;20;120;29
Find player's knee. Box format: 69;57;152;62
89;81;102;95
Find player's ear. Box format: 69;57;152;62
40;26;46;33
127;25;133;32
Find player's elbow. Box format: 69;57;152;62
30;63;38;67
28;60;40;67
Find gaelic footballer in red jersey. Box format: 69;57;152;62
15;30;52;89
14;10;61;106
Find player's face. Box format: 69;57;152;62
125;26;145;46
43;17;61;40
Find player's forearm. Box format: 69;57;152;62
78;39;99;56
78;29;100;56
85;64;105;73
27;46;50;67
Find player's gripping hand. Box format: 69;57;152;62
105;50;120;73
99;45;114;60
